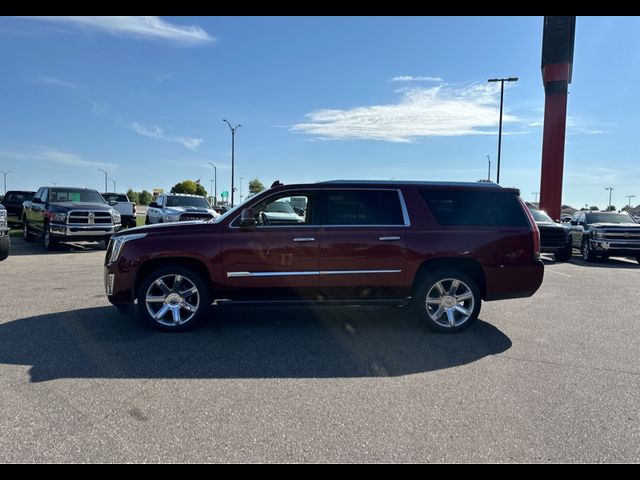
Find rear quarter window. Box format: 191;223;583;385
420;189;528;227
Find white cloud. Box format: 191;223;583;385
292;83;516;142
391;75;444;82
0;149;116;170
131;123;203;150
24;16;215;46
29;75;79;89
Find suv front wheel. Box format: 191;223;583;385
413;269;481;333
137;266;210;331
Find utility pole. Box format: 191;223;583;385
222;119;242;207
98;168;108;193
605;186;614;210
1;170;11;195
208;162;217;205
487;77;518;184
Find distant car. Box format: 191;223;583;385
529;208;572;262
561;214;573;223
570;211;640;263
102;193;137;228
0;204;10;261
145;193;219;225
260;200;305;225
0;190;36;226
212;205;230;215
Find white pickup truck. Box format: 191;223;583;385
102;193;137;228
145;193;219;224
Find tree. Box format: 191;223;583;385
138;190;154;205
606;205;616;211
127;189;139;204
248;178;266;196
171;180;207;197
589;205;599;211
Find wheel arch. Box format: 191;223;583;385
134;257;213;300
412;257;487;300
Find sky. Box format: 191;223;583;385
1;16;639;209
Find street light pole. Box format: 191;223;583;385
0;170;10;195
98;168;108;193
625;195;635;209
110;178;116;192
532;192;540;203
486;155;491;182
487;77;518;184
208;162;217;205
605;186;614;210
239;177;244;203
223;119;242;207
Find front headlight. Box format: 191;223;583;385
50;212;67;223
165;214;181;222
109;233;147;263
594;230;605;239
111;210;121;224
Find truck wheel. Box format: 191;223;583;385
413;269;481;333
581;239;596;262
555;245;572;262
145;215;150;225
636;256;640;265
0;236;10;261
22;219;34;242
137;266;211;331
43;223;58;251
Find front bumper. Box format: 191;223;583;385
591;239;640;256
50;222;121;238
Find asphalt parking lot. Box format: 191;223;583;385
0;237;639;463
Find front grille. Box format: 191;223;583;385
0;209;6;228
539;227;567;247
602;230;640;240
179;213;212;222
68;211;113;225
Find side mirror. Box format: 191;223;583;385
32;197;43;204
239;208;256;227
149;202;159;209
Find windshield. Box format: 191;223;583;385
529;208;554;223
587;212;637;224
49;189;106;204
103;194;128;203
4;192;35;203
265;201;295;214
166;196;210;208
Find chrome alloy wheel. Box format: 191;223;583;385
144;274;200;327
425;278;475;329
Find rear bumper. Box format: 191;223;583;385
484;259;545;301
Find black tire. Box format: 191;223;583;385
636;256;640;265
0;235;10;261
555;245;573;262
413;269;481;333
581;239;596;262
43;223;58;251
22;219;34;242
145;215;150;225
137;266;210;331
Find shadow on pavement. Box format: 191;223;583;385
0;305;511;382
7;235;105;256
567;256;639;269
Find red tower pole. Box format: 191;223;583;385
539;17;575;222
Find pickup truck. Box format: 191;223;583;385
0;204;9;261
145;193;218;225
102;192;137;228
0;190;36;226
23;186;122;250
570;210;640;263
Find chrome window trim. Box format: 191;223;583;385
227;269;402;278
228;188;411;229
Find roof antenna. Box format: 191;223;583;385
270;180;283;188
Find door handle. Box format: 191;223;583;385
379;236;401;241
293;237;315;242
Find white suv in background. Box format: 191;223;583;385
145;193;219;225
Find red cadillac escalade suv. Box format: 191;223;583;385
105;181;543;333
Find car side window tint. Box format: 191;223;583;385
321;190;404;226
420;189;528;227
249;192;313;226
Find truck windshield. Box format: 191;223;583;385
166;196;210;208
49;189;106;204
587;213;637;224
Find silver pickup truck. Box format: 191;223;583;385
0;205;10;261
102;193;137;228
145;193;219;224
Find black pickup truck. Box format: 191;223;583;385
0;190;36;226
570;211;640;263
0;204;9;261
22;187;122;250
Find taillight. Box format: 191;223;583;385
519;197;541;259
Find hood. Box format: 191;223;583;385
114;220;217;237
536;221;567;229
164;206;215;214
51;201;112;211
591;222;640;228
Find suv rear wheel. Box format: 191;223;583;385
413;269;481;333
137;266;210;331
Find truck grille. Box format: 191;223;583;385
602;230;640;240
179;213;213;222
0;209;6;228
68;211;113;225
539;226;567;247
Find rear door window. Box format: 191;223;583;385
319;190;405;226
420;189;528;227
